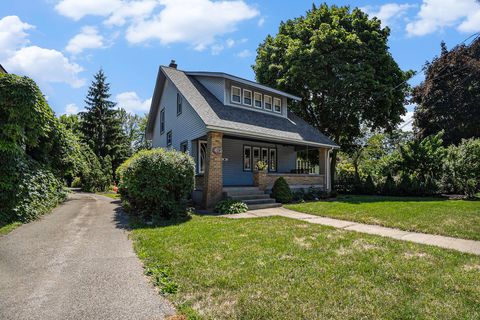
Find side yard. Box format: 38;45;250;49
286;195;480;240
132;215;480;319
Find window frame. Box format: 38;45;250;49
231;85;242;104
264;95;272;111
180;140;188;153
243;145;252;171
261;148;269;163
166;130;172;147
252;147;260;170
268;148;277;172
177;92;183;116
273;97;282;113
160;108;165;134
243;89;252;106
254;92;262;109
198;140;207;174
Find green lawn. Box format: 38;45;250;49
132;215;480;319
286;195;480;240
0;222;22;236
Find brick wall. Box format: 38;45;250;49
202;131;224;209
254;172;325;191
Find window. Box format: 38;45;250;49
273;97;282;113
243;89;252;106
252;147;260;170
160;108;165;134
177;93;183;115
180;140;188;153
198;140;207;174
254;92;262;109
264;95;272;111
243;146;252;171
231;86;241;104
166;130;172;147
269;148;277;172
261;148;268;163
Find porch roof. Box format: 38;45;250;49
148;66;339;148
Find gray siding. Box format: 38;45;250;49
194;76;225;104
151;78;207;157
222;138;297;186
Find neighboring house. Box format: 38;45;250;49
0;64;7;74
146;61;339;209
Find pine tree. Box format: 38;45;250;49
79;69;129;179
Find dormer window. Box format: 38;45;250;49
264;95;272;111
254;92;262;109
231;86;241;104
273;97;282;113
243;89;252;106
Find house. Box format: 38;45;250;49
0;64;7;74
146;61;339;209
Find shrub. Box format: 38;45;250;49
397;174;411;196
71;177;82;188
363;175;376;195
215;199;248;214
118;148;195;220
381;174;396;195
272;177;293;203
79;147;111;192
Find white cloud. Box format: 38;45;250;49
406;0;480;36
0;15;34;58
226;38;235;48
104;0;157;26
55;0;122;21
66;26;105;54
363;3;414;28
64;103;79;115
0;16;85;88
257;17;265;27
125;0;259;48
236;49;251;58
400;111;414;131
7;46;85;88
211;44;224;55
115;91;151;114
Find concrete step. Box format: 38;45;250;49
247;202;282;210
224;189;265;196
243;198;276;205
223;186;261;193
228;194;271;201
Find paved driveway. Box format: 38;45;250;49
0;192;175;320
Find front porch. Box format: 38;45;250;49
194;131;332;209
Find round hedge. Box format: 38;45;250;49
272;177;293;203
117;148;195;220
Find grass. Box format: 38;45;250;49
95;192;120;199
286;195;480;240
0;222;22;236
132;215;480;319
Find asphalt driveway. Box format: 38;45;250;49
0;192;175;320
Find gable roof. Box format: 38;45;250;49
0;64;7;74
147;66;338;148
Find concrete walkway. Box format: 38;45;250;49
223;207;480;256
0;192;175;320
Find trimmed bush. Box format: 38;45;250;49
271;177;293;203
117;148;195;220
215;199;248;214
363;175;376;195
381;174;396;195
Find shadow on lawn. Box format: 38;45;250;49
329;194;458;204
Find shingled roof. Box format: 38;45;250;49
147;66;338;148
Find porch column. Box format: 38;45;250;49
202;131;224;209
319;148;330;191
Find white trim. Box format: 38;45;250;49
243;89;252;106
205;125;339;148
231;85;241;104
198;140;207;174
273;97;282;113
243;145;252;171
264;95;272;111
253;92;262;109
224;102;285;118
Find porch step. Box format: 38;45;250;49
228;194;272;201
223;188;265;196
247;202;282;210
243;198;277;205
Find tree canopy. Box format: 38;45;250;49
253;3;412;179
412;38;480;145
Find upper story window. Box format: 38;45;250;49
254;92;262;109
177;93;183;115
160;108;165;134
166;130;172;147
243;89;252;106
264;95;272;111
273;97;282;113
231;86;241;104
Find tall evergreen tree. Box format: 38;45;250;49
79;69;129;178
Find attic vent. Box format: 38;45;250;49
169;60;177;69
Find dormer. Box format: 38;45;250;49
184;71;301;118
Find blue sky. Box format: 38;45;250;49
1;0;479;130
